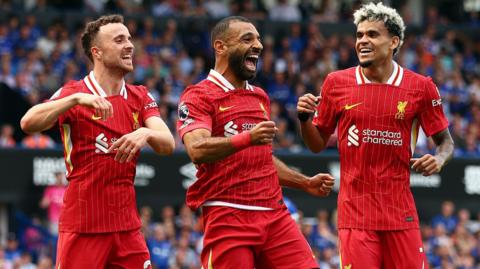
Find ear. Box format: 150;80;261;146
213;39;227;55
390;36;400;51
91;46;101;60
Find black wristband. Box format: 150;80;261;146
297;112;311;122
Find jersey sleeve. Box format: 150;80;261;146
140;87;161;121
47;82;77;123
312;74;338;136
176;86;214;141
418;77;449;137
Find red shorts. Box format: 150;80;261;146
201;206;318;269
338;228;428;269
55;229;151;269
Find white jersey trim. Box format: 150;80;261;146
356;61;404;86
202;201;274;211
83;71;127;99
206;69;253;92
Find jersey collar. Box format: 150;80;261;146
83;71;127;99
206;69;253;92
355;61;404;86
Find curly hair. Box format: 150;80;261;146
353;2;405;56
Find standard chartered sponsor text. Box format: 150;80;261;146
362;128;402;146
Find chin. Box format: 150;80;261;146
359;60;373;68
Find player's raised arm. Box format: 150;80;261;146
183;121;276;164
411;129;454;176
274;156;334;197
297;93;330;153
20;92;113;134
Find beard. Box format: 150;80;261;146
359;59;373;67
104;57;134;75
228;50;256;81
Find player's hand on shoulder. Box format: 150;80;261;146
249;121;277;145
108;128;151;163
410;154;443;176
75;93;113;120
304;173;335;197
297;94;319;122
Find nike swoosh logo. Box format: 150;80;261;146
219;106;234;112
91;114;102;120
344;102;362;110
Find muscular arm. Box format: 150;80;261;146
144;116;175;155
411;128;454;176
21;92;113;134
274;156;334;197
183;121;277;164
300;121;331;153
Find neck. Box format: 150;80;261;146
214;61;246;89
362;59;394;84
92;65;125;96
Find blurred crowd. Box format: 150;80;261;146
2;200;480;269
0;1;480;156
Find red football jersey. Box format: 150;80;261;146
313;63;449;230
50;71;160;233
176;70;284;211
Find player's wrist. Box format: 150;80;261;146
297;112;312;122
230;131;251;150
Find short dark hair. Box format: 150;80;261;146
210;16;252;47
81;14;124;62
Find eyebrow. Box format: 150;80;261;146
239;32;260;39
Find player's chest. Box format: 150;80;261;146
211;91;269;136
73;97;143;137
334;85;422;124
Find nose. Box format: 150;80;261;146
253;38;263;51
126;39;134;50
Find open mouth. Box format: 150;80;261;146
359;48;373;56
244;54;259;71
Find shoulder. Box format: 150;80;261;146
251;85;268;98
125;83;148;97
49;80;84;100
325;67;357;87
181;80;217;100
401;68;434;85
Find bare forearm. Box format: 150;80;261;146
432;130;454;166
21;94;79;133
274;156;308;191
189;136;239;163
145;128;175;155
300;121;328;153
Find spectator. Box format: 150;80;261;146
0;124;16;148
39;171;66;234
21;132;55;149
432;200;459;234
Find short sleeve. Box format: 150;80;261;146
312;75;338;136
176;86;214;141
418;77;449;137
140;87;161;121
47;82;77;123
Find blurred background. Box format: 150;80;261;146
0;0;480;268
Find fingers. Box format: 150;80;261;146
108;137;138;163
297;94;319;114
82;95;113;120
411;154;441;175
308;174;335;196
250;121;277;145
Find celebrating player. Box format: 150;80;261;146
297;3;454;269
177;16;335;269
20;15;175;268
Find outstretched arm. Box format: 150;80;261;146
183;121;277;164
411;129;454;176
274;156;334;197
21;93;113;134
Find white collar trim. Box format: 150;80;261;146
206;69;253;92
356;61;403;86
83;71;127;99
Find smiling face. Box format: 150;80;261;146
224;21;263;81
93;23;134;74
355;20;399;68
